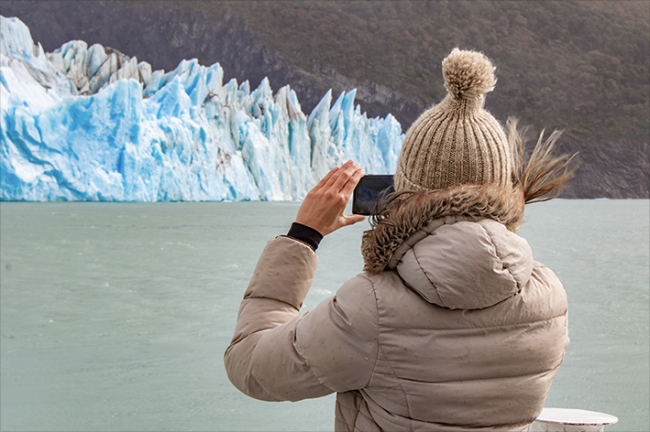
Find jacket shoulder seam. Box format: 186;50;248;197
290;314;340;393
356;274;382;389
362;273;413;427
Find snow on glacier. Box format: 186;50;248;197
0;16;404;201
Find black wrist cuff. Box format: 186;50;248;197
286;222;323;251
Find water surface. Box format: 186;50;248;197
1;200;648;431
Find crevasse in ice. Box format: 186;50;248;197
0;16;404;201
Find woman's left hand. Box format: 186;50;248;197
295;160;366;236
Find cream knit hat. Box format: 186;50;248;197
394;48;512;192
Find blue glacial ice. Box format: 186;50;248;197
0;16;404;201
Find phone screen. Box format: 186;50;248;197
352;175;394;215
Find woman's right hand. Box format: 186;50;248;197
295;160;365;237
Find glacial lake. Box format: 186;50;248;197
1;200;648;431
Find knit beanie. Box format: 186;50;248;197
394;48;512;192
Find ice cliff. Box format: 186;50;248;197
0;16;404;201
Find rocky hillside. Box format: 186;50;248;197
1;0;647;198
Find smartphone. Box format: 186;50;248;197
352;175;394;216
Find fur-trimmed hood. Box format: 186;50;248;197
361;184;533;310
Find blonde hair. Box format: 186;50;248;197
508;118;577;204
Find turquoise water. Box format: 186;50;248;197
1;200;648;431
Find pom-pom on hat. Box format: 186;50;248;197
394;48;512;192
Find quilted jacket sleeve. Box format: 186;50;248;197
224;236;379;402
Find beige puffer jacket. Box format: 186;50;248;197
225;189;569;431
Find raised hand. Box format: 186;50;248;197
295;160;366;236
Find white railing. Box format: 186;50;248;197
532;408;618;432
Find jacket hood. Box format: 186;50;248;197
361;184;532;309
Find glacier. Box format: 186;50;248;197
0;16;404;201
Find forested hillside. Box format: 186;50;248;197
2;0;648;198
186;1;648;144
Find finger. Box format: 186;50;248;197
340;167;365;197
321;161;353;189
332;163;362;192
340;214;366;227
